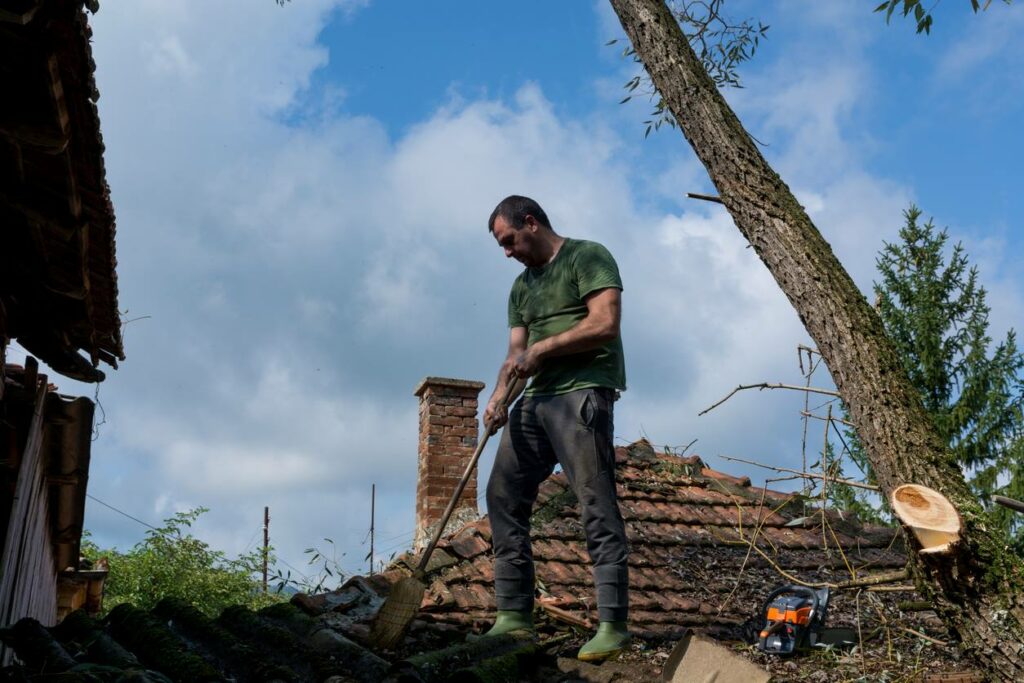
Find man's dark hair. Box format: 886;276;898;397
488;195;552;233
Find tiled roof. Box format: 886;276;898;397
0;1;123;382
2;441;975;682
396;440;907;640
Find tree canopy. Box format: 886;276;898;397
867;207;1024;543
837;208;1024;546
83;508;283;617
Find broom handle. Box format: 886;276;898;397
416;373;527;573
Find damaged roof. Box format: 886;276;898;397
0;0;123;382
398;440;907;640
0;441;982;681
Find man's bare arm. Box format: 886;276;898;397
511;288;621;378
484;326;528;431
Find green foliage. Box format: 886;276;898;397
846;206;1024;546
873;0;1014;35
82;508;284;617
613;0;768;137
270;538;349;595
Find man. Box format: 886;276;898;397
481;195;630;662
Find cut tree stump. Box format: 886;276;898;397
891;484;962;555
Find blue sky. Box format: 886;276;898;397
13;1;1022;581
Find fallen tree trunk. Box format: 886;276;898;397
607;1;1024;679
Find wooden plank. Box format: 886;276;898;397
0;0;43;26
0;378;56;665
0;47;70;152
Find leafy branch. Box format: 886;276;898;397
873;0;1014;35
613;0;768;137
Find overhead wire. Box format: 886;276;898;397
87;493;161;533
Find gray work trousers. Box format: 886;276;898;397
486;387;629;622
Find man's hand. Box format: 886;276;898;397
486;328;530;435
483;366;530;434
483;398;508;435
511;346;543;379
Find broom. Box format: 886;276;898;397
369;374;527;650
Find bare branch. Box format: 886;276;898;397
898;601;935;612
718;484;775;614
538;600;593;629
686;192;724;204
800;410;856;429
717;454;879;492
699;382;841;416
993;495;1024;514
900;626;948;647
835;570;909;589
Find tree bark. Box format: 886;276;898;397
607;0;1024;678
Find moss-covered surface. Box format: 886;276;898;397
2;618;77;673
52;610;140;670
152;598;298;682
216;604;366;681
256;601;316;637
531;487;578;528
395;634;539;682
650;458;701;479
105;604;222;682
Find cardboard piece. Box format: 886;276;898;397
661;629;772;683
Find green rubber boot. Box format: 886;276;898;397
577;621;631;662
468;610;535;640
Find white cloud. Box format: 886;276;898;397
936;4;1024;82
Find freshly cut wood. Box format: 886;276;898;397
891;485;961;554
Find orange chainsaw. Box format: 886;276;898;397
756;585;831;655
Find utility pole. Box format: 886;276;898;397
369;484;375;575
262;506;269;593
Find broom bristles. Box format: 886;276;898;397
369;577;426;650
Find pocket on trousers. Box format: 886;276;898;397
578;390;597;430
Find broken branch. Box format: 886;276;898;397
699;382;841;416
538;601;593;630
993;495;1024;514
897;601;934;612
900;626;947;647
835;570;908;589
800;410;857;429
718;454;879;492
686;192;724;204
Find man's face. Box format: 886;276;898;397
492;215;542;267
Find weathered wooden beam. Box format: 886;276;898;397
0;0;43;26
46;473;81;486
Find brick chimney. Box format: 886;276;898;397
413;377;485;550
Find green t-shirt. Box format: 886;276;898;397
507;238;626;396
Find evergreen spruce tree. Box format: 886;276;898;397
844;205;1024;547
